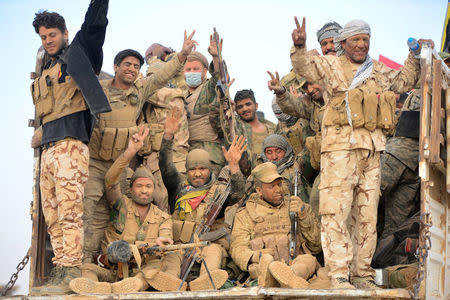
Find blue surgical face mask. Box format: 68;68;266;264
185;72;203;88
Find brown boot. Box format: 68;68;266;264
351;277;380;289
189;269;228;291
81;263;115;282
69;277;112;294
111;277;145;293
144;269;187;291
268;261;309;288
257;254;278;287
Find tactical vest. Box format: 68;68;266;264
104;197;169;247
186;83;219;142
322;76;396;132
245;198;305;263
89;81;142;161
284;119;304;155
172;183;219;243
138;88;187;157
31;62;87;124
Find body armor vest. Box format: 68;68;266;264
31;62;87;124
89;81;142;161
104;197;166;247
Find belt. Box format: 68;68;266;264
41;137;79;150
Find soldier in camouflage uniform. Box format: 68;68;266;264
136;50;190;213
83;32;197;264
71;127;186;294
230;162;322;288
159;108;247;290
183;34;226;176
291;17;430;288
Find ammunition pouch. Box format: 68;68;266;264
305;132;322;170
323;88;396;132
173;220;196;243
138;123;165;156
90;126;139;161
31;63;86;124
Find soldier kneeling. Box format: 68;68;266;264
70;127;186;294
230;162;328;288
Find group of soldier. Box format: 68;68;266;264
29;0;439;296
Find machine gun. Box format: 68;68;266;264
178;180;232;289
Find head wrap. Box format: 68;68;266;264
317;21;342;43
187;51;209;68
272;97;298;127
334;19;371;56
186;149;212;171
260;134;295;173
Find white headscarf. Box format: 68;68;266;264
334;19;371;57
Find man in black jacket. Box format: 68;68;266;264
30;0;110;295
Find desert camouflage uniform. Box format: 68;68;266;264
291;46;420;280
276;91;325;217
280;71;315;141
379;90;420;239
83;55;184;263
138;87;189;213
230;193;321;283
41;139;89;266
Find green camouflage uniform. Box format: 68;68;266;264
379;90;420;239
185;63;225;176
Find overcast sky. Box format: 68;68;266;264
0;0;446;295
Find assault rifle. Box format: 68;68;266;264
142;241;209;256
213;27;235;145
178;180;232;289
289;169;299;261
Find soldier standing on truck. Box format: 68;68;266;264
83;32;197;265
290;17;433;288
30;0;112;295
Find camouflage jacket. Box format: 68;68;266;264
291;46;420;153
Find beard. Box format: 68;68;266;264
130;191;153;205
47;39;68;57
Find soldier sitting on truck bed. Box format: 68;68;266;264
230;162;329;288
159;108;247;291
70;127;187;294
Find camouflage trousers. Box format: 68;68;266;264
319;149;380;280
40;139;89;267
379;153;420;239
83;158;128;263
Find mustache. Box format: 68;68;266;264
325;49;337;55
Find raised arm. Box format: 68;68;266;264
159;107;184;212
105;126;149;207
141;30;198;102
75;0;109;74
222;136;248;204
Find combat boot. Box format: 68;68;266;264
351;277;381;289
144;269;187;291
268;261;309;288
111;277;145;293
30;265;64;296
69;277;112;294
331;277;356;289
189;269;228;291
257;254;278;287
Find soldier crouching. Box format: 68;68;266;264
230;162;328;288
70;127;186;294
